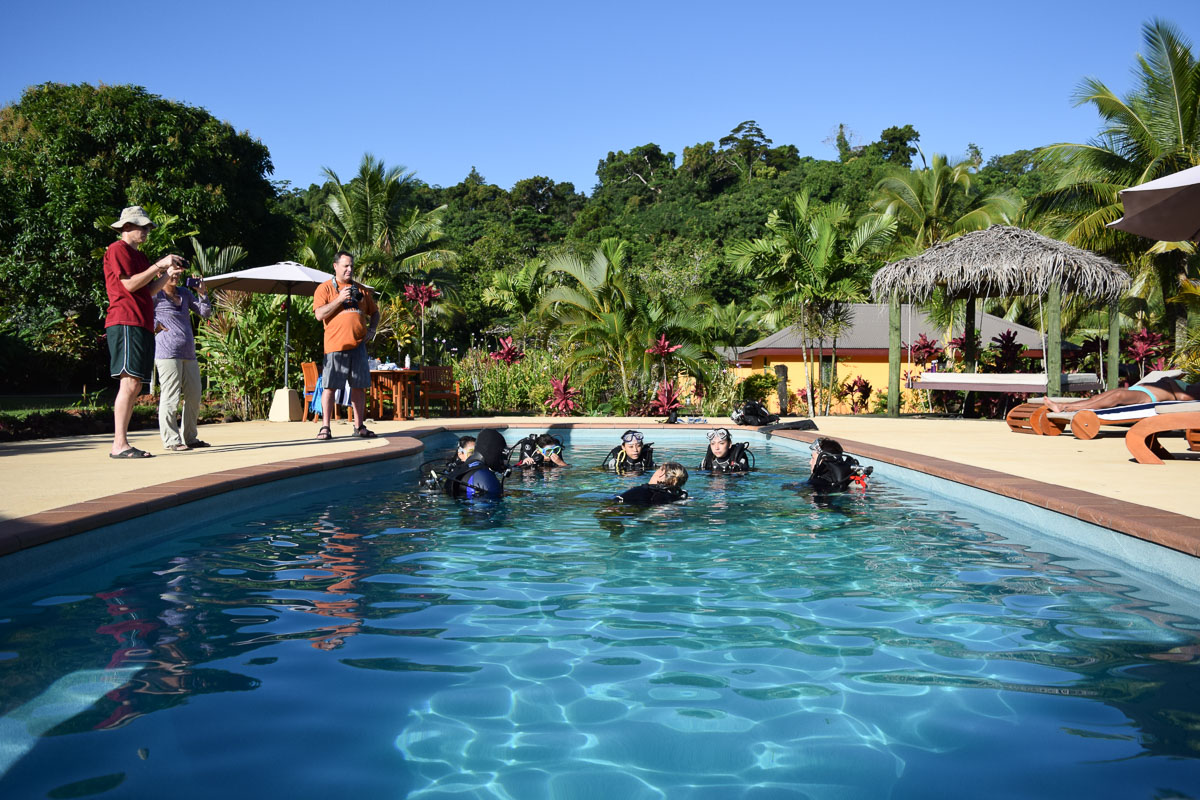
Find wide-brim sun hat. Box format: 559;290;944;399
110;206;156;230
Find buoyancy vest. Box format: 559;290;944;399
442;457;504;499
699;442;752;472
808;453;872;493
603;444;655;473
614;483;688;505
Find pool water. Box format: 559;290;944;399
1;438;1199;799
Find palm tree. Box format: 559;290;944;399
319;154;456;293
870;153;1019;251
729;192;896;414
482;258;550;349
189;237;247;276
540;239;709;407
1032;18;1200;350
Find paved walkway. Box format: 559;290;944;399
1;414;1196;557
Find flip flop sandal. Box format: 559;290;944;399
316;426;333;441
110;447;153;459
167;444;191;452
185;440;211;448
355;426;377;439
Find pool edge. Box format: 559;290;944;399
1;421;1196;561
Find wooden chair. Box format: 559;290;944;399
1125;402;1200;464
420;365;460;418
301;361;339;422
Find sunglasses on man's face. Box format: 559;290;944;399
707;429;730;442
621;431;644;443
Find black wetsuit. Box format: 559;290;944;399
699;442;752;472
808;453;872;493
614;483;687;505
603;444;655;474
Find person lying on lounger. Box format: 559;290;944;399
1044;378;1200;413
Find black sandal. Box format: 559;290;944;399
316;426;333;440
355;426;377;439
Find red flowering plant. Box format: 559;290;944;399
1125;328;1170;380
843;375;873;414
648;379;683;415
905;333;944;369
489;336;525;366
403;283;441;365
545;374;582;416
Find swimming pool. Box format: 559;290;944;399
1;430;1198;799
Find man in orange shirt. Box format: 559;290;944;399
313;251;379;439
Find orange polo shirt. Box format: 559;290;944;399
313;279;377;354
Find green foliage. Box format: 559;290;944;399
0;82;293;323
453;347;557;414
1032;19;1200;347
196;292;321;419
740;372;778;403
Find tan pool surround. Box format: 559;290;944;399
0;416;1197;561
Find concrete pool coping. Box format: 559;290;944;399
1;416;1197;561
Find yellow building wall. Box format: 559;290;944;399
734;354;920;415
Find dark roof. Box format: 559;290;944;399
739;303;1075;356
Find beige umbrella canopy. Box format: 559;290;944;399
871;226;1130;302
1106;164;1200;242
870;226;1131;414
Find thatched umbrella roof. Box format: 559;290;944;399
871;226;1131;303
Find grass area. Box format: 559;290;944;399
0;387;117;414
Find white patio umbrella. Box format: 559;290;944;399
204;261;334;389
1107;164;1200;242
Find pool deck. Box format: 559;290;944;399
1;414;1197;560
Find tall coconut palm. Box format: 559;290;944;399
870;153;1019;252
319;154;456;294
729;192;896;414
1032;18;1200;349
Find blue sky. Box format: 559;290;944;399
4;1;1200;195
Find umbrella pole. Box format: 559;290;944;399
1106;299;1120;390
284;284;292;389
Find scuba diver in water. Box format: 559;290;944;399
612;461;689;505
602;430;655;474
421;428;509;498
511;432;569;469
806;437;872;492
449;435;475;467
698;428;753;472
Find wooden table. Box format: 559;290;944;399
370;369;421;419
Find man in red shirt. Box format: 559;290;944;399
313;251;379;439
104;206;186;459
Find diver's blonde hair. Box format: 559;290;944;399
658;461;688;488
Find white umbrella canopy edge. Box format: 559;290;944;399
203;262;337;390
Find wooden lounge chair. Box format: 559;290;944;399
1125;401;1200;465
420;366;460;418
1031;400;1191;440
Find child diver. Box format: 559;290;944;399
512;432;569;468
698;428;753;472
612;462;689;505
807;437;872;492
602;430;655;473
423;429;509;499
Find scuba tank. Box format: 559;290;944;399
433;429;511;499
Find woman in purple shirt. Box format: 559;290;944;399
154;274;214;451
